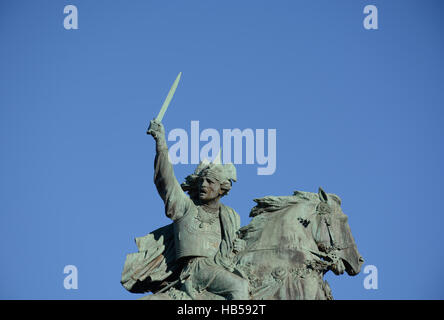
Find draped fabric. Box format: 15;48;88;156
121;223;177;293
213;205;240;272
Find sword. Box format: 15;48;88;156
155;72;182;122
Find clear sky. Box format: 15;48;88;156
1;0;443;299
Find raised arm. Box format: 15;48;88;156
147;119;190;220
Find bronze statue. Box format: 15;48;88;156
120;74;364;300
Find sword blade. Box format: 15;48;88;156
156;72;182;122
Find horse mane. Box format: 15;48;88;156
249;190;342;218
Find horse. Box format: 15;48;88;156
121;188;364;300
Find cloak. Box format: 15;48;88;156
120;223;177;293
121;203;239;293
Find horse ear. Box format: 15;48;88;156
318;187;328;203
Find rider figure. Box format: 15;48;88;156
147;119;249;300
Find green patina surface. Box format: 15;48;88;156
121;119;363;300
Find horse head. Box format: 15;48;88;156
234;188;363;299
314;187;364;276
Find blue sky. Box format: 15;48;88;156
1;0;443;299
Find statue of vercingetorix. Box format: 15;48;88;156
121;73;364;300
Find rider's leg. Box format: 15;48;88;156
205;267;249;300
186;257;249;300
